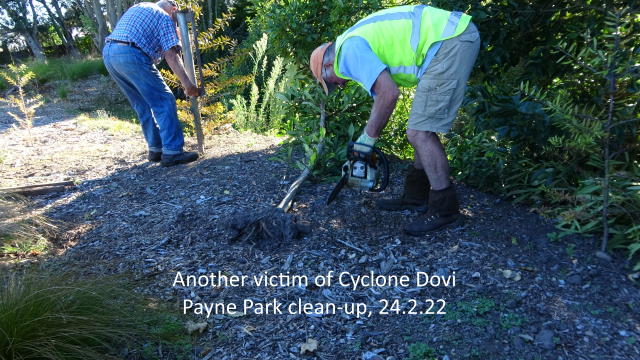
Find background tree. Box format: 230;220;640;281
0;0;47;61
36;0;80;57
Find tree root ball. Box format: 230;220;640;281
226;208;311;250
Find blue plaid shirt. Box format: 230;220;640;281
106;2;180;63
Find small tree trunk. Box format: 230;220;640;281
26;0;45;61
37;0;80;58
25;32;46;61
106;0;118;31
600;13;621;254
50;0;81;57
115;0;125;21
92;0;109;50
1;39;12;63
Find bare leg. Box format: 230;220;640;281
413;147;423;169
407;129;450;191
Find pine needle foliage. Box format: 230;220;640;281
0;64;43;140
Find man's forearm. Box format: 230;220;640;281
366;87;399;138
164;47;194;88
365;70;399;138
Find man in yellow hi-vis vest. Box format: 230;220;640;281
310;5;480;235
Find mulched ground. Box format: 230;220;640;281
1;76;638;360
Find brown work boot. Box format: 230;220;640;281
376;166;430;212
404;185;459;236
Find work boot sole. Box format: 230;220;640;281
404;214;458;236
376;200;428;213
161;152;199;167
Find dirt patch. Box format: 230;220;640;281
1;78;638;360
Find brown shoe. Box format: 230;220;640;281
404;185;459;236
376;166;429;212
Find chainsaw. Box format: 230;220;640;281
326;142;390;205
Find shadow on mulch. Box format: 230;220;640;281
28;145;640;360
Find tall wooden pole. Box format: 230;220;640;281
176;10;204;154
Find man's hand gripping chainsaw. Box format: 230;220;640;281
326;142;389;205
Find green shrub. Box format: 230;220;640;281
246;0;383;64
447;4;639;266
237;0;639;265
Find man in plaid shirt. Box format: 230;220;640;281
103;0;200;167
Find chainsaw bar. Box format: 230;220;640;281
326;172;349;205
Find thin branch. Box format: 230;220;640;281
555;46;601;75
606;117;640;130
610;144;640;159
277;101;326;212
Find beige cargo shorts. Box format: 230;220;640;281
408;22;480;133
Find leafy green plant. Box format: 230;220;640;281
408;342;438;360
500;312;525;330
520;6;639;265
443;297;496;328
445;2;638;267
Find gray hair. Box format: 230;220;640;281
156;0;178;11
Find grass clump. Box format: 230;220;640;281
0;271;196;359
75;110;139;135
0;195;56;257
26;58;107;83
0;58;107;90
0;272;133;359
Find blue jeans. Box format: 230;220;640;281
102;42;184;154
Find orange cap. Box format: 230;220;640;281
309;42;334;95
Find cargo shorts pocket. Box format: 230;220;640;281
457;30;480;43
422;79;458;119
